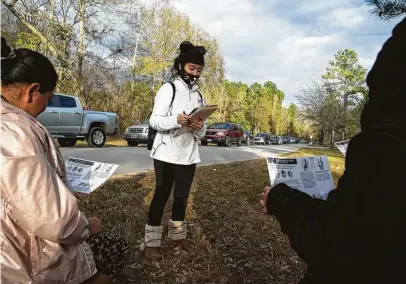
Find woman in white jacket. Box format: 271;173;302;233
144;41;207;260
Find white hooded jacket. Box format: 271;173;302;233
149;77;207;165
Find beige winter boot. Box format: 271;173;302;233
168;219;191;251
141;224;163;261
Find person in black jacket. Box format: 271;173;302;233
260;17;406;284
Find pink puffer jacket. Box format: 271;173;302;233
0;100;97;283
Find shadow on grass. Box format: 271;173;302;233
76;160;306;284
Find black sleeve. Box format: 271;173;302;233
266;129;406;265
266;182;341;265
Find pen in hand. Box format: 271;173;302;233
183;111;192;124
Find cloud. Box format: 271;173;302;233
173;0;397;106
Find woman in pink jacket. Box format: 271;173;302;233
0;39;129;283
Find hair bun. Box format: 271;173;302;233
179;41;195;53
195;46;207;55
1;37;12;58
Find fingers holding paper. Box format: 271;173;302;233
260;186;271;214
188;116;204;130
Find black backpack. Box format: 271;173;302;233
147;82;176;150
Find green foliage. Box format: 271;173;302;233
15;30;42;50
298;48;368;144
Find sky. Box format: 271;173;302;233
173;0;401;106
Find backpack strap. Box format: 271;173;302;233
168;82;176;111
197;89;203;106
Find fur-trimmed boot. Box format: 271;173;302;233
168;219;191;251
141;224;163;261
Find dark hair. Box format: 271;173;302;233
172;41;206;77
1;38;58;93
1;37;11;58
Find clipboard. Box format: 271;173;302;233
173;105;218;137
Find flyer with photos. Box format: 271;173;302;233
266;155;335;200
65;157;119;194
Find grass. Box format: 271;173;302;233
76;148;345;284
75;137;128;147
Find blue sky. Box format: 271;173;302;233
173;0;401;106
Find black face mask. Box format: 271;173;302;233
181;69;199;86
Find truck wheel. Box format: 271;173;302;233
237;139;242;147
58;138;77;147
87;127;106;147
127;141;138;147
224;137;231;147
201;142;208;146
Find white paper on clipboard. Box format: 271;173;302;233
173;105;218;137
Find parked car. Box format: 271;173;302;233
243;130;254;146
124;119;149;146
290;137;300;144
269;135;279;144
254;133;271;145
282;136;290;144
201;123;244;147
36;93;118;147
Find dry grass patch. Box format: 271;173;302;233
77;148;345;283
76;137;128;147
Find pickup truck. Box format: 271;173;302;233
36;93;118;147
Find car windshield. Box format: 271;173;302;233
210;123;230;130
256;133;267;137
142;119;149;124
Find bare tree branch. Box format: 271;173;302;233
366;0;406;20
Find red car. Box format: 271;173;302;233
201;123;244;147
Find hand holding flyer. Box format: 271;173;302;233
266;155;335;200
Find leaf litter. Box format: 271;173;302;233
76;150;344;284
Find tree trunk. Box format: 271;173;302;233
77;0;87;106
320;129;325;145
129;31;141;120
44;0;55;57
342;82;349;140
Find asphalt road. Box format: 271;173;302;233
60;144;303;175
